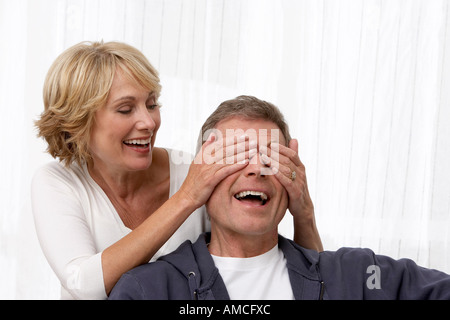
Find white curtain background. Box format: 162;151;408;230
1;0;449;299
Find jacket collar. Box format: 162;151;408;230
161;232;323;300
277;235;324;299
158;233;229;300
195;233;324;300
192;233;230;299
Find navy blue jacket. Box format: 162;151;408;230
109;233;450;300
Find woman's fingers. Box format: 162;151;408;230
258;140;308;196
206;134;259;165
268;141;302;167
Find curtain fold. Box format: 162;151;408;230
1;0;449;299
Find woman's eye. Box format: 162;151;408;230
118;108;132;114
147;104;158;110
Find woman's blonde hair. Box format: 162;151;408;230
35;41;161;166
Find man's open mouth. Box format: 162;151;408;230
234;190;268;206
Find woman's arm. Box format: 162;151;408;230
102;134;253;295
33;135;253;298
33;164;205;298
292;204;323;252
100;191;199;295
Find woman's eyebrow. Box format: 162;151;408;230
112;91;155;105
113;96;136;104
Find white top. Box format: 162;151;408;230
31;149;210;300
211;245;295;300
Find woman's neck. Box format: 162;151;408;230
86;147;170;229
87;147;168;199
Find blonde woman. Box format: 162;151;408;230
32;41;322;299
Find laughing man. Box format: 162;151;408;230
109;96;450;300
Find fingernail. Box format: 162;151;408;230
259;145;268;154
208;132;216;141
238;158;249;164
248;148;257;158
270;142;279;150
249;140;257;148
238;134;248;142
260;153;270;164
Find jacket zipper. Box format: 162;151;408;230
188;271;199;300
319;281;325;300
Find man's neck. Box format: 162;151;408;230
208;227;278;258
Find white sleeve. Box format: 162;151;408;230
31;165;107;300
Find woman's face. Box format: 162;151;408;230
89;68;161;172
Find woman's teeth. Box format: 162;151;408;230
123;138;151;146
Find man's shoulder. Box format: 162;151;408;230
131;238;197;279
320;247;376;262
124;259;187;290
109;260;187;300
109;239;199;300
318;247;378;276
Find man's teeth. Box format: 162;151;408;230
124;138;151;145
234;191;268;201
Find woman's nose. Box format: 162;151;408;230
136;106;156;131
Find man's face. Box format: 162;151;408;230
206;117;289;239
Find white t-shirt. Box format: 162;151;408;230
31;149;210;300
211;245;295;300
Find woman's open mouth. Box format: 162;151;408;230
123;138;151;151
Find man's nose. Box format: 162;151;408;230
243;151;271;178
